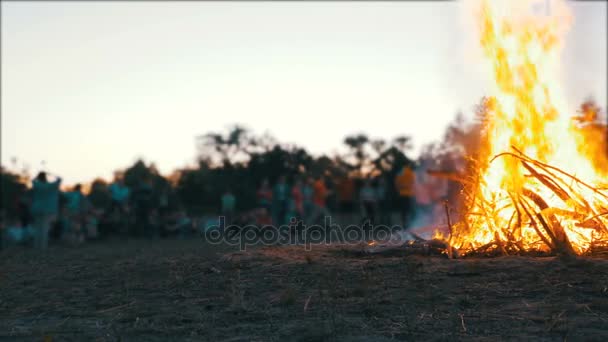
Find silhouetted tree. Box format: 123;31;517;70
392;135;413;154
344;133;370;176
197;125;253;167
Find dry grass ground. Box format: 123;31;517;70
1;238;608;341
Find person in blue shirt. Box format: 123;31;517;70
359;179;377;225
221;189;236;224
63;184;87;242
109;177;130;215
272;175;289;226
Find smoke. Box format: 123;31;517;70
406;165;452;240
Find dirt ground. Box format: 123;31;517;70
1;238;608;341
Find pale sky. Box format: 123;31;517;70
1;1;606;185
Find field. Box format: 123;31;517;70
1;238;608;341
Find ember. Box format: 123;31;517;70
450;0;608;256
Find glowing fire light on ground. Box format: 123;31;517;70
450;0;608;255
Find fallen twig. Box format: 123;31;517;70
303;295;311;312
96;300;135;314
459;313;467;332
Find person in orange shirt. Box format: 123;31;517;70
394;164;416;230
336;176;355;213
291;178;304;220
313;177;328;207
309;176;331;224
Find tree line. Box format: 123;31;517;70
2;97;605;218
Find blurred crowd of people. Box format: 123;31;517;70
1;172;194;249
222;162;460;233
1;160;462;250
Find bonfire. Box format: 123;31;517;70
445;0;608;257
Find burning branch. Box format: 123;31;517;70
457;146;607;257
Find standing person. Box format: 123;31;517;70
30;172;62;249
109;177;130;208
414;167;433;228
131;177;154;237
50;191;67;241
109;177;130;222
15;187;32;230
310;176;330;225
302;177;315;224
157;186;171;234
359;179;377;225
375;177;389;225
394;164;416;230
7;188;33;246
290;178;304;221
64;184;87;243
221;189;236;224
272;175;289;226
83;204;100;240
336;176;356;224
256;179;273;212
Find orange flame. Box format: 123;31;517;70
453;0;608;255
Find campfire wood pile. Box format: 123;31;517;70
378;146;608;258
454;146;608;257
